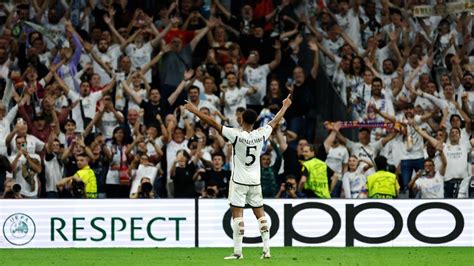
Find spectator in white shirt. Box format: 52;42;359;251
409;145;447;199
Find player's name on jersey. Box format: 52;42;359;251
238;136;264;145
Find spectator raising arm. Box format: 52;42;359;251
122;81;142;105
168;69;195;106
190;18;218;51
268;94;292;129
83;42;113;76
140;42;170;74
268;40;282;71
308;39;319;80
183;101;223;133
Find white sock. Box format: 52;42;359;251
258;216;270;253
232;217;244;255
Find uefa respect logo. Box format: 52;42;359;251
3;213;36;246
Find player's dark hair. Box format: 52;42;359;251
242;109;258;125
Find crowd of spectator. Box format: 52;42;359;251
0;0;473;199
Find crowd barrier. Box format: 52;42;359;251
1;199;472;248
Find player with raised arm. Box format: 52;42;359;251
184;94;292;260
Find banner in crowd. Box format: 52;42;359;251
412;0;474;17
1;199;473;248
325;121;403;131
0;200;195;248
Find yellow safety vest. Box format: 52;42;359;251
303;158;331;199
367;170;399;199
76;166;98;199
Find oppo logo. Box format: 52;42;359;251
222;202;464;246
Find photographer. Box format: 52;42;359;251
201;183;220;199
2;179;23;199
131;177;156;199
56;177;87;199
409;144;447;199
129;153;158;198
276;175;306;199
9;135;42;198
194;153;230;198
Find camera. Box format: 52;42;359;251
285;182;294;191
206;187;216;197
71;179;85;198
12;184;21;193
138;182;154;199
141;182;153;194
421;170;429;177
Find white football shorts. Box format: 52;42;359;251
228;179;263;208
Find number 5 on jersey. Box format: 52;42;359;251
245;146;257;166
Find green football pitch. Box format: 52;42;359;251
0;247;472;265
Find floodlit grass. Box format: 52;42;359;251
0;247;472;266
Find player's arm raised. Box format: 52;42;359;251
268;93;292;129
183;101;223;133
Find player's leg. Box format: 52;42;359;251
252;207;271;258
229;206;245;258
248;186;271;259
225;181;246;259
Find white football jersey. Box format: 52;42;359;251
222;125;273;185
